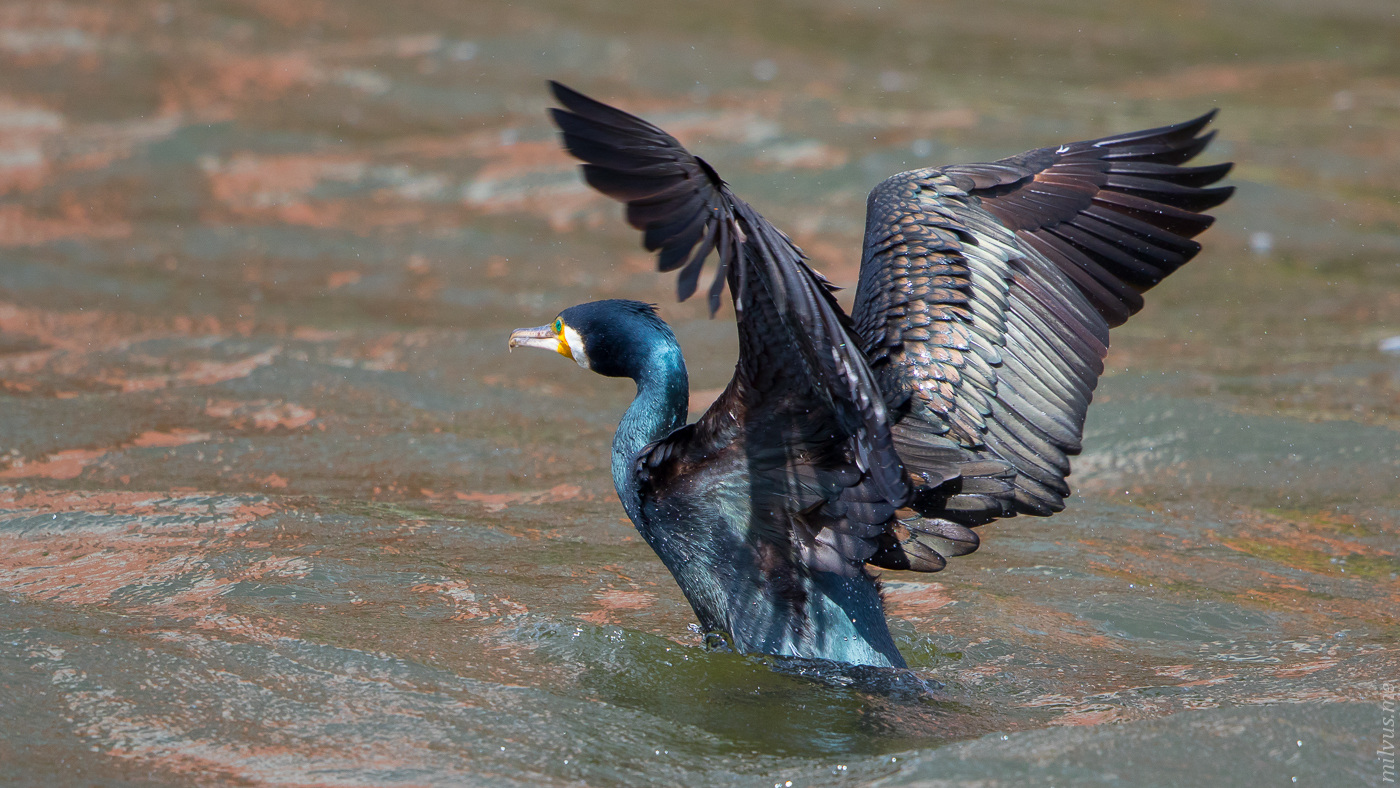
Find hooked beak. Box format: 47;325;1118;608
508;324;573;360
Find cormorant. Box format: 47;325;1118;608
509;82;1233;668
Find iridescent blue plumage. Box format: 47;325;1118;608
549;301;690;501
520;300;907;667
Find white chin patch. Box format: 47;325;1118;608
562;325;590;369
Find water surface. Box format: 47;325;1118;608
0;1;1397;785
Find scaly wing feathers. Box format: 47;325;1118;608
852;113;1233;517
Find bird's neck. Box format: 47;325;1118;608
611;341;689;512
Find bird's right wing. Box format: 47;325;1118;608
550;82;933;577
851;114;1233;518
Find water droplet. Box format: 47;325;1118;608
1249;231;1273;256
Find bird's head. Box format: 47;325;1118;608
508;299;676;380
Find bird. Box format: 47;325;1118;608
509;81;1234;669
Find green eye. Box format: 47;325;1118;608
552;318;564;334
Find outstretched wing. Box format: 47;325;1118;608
851;113;1233;518
550;82;925;578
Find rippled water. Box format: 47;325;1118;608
0;1;1397;785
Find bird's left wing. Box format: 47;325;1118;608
550;82;934;574
850;112;1233;518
